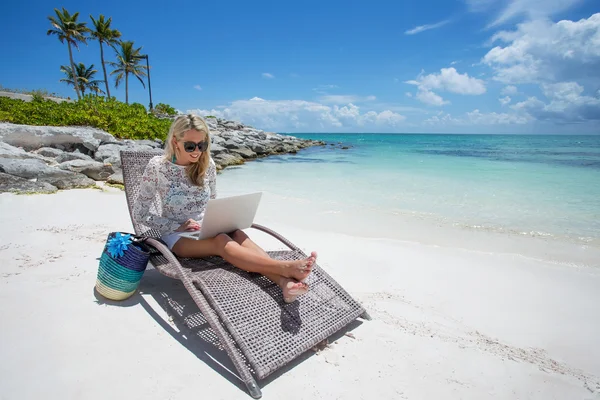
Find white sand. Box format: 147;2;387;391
1;188;599;400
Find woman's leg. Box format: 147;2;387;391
228;230;311;302
172;233;317;301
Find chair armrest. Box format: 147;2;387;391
250;223;300;252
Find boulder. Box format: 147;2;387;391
38;170;96;190
246;141;268;155
210;135;227;146
0;172;58;194
228;146;256;159
95;143;160;169
107;172;123;185
0;158;54;179
58;159;114;181
0;122;116;152
56;151;94;163
209;143;227;155
34;147;64;158
0;142;55;163
212;152;244;169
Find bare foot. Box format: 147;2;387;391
281;251;317;281
280;278;309;303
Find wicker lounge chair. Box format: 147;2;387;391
120;150;370;398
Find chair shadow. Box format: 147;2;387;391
94;266;363;395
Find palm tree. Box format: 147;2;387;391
60;63;105;95
89;14;121;99
47;8;89;100
110;41;147;104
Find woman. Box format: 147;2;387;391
133;114;317;303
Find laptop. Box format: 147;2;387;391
178;192;263;240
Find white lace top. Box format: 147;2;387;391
132;155;217;237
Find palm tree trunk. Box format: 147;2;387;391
125;71;129;104
99;41;111;98
67;41;82;100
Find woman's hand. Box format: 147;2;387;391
175;219;201;232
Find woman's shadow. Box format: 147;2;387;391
93;265;362;394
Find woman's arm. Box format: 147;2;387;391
208;158;217;200
132;158;181;234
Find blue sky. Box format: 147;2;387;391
1;0;599;133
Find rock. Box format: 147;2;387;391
58;159;115;181
0;142;55;164
122;139;163;149
95;143;160;169
34;147;64;158
38;170;96;190
0;158;54;179
210;135;226;146
107;172;123;185
0;172;58;194
341;146;349;150
227;145;256;159
0;122;116;152
212;152;244;170
209;143;227;155
56;151;94;163
247;142;268;155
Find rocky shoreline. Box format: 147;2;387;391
0;117;325;194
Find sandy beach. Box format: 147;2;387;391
1;187;599;400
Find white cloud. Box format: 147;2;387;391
312;84;339;94
262;73;275;79
319;95;376;104
499;96;512;105
501;85;518;95
466;109;531;124
425;109;531;125
407;67;487;95
416;89;450;106
450;60;459;65
465;0;586;28
406;67;486;106
482;14;600;84
511;81;600;122
405;19;451;35
188;97;406;132
405;92;413;97
193;85;202;91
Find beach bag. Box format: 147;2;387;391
96;232;151;301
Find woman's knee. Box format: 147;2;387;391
230;229;248;243
213;233;232;247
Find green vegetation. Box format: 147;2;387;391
205;115;217;119
109;41;147;104
89;14;121;98
154;103;177;115
47;8;90;100
0;95;172;140
60;63;104;95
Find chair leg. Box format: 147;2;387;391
144;239;261;398
360;310;372;321
246;380;262;399
187;278;262;398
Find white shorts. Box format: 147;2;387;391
161;232;182;250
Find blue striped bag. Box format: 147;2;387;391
96;232;150;301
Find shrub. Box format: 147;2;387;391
154;102;177;115
0;95;172;140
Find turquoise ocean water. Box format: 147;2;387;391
217;134;600;266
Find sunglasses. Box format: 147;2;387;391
182;140;209;153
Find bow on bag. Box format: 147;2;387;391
106;232;133;258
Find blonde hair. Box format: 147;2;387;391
164;114;211;186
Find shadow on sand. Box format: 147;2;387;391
93;266;362;395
